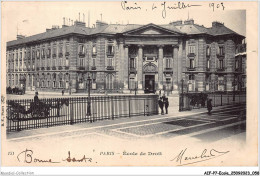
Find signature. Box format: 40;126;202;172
17;149;60;163
17;149;92;164
63;151;92;162
170;148;230;166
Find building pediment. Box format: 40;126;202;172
123;23;183;36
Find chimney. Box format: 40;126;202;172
212;21;224;27
17;35;25;40
74;20;86;27
96;20;108;28
184;19;194;25
169;20;182;26
62;17;68;28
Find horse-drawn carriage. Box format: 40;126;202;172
7;99;69;122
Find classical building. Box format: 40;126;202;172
6;19;245;93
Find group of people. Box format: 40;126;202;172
158;95;169;115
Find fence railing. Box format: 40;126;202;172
179;92;246;111
6;95;159;132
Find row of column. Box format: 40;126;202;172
122;44;180;90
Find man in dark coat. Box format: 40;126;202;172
34;91;39;103
158;97;164;115
164;97;169;114
207;99;213;115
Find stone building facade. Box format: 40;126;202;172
6;19;245;93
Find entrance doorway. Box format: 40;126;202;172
144;75;155;93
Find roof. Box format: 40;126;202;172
7;21;244;47
7;25;92;47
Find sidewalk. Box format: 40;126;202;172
6;103;233;141
7;90;179;100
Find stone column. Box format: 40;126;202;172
158;45;164;89
137;45;143;89
124;45;129;90
118;40;125;90
173;45;179;90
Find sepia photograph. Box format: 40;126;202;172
0;1;258;175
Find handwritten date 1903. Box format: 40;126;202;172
209;2;225;11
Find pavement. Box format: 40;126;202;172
6;101;246;144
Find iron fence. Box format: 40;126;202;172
179;92;246;111
6;95;158;132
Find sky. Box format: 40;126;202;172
2;1;246;42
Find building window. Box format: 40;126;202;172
189;74;195;80
165;58;171;68
219;59;224;69
79;58;84;67
207;59;210;69
130;58;135;68
36;49;40;58
106;74;114;90
189;59;195;68
32;51;35;59
79;45;85;54
66;57;69;67
92;58;96;67
52;58;56;67
129;78;136;90
218;76;225;91
92;73;96;89
41;48;45;58
53;81;56;88
59;81;63;88
188;45;195;54
218;46;225;55
107;45;114;55
107;58;113;67
47;48;51;58
206;46;211;56
42;59;46;67
92;45;97;55
65;44;69;54
59;45;63;54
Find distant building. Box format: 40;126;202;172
6;19;245;93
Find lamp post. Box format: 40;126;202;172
135;81;137;96
179;79;184;112
233;80;235;101
87;74;91;117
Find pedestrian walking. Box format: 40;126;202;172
164;97;169;114
62;90;64;96
207;98;213;115
159;89;161;96
158;97;164;115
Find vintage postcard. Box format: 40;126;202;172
1;0;259;175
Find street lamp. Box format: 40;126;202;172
135;81;137;95
233;80;236;101
179;79;184;112
87;74;91;117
